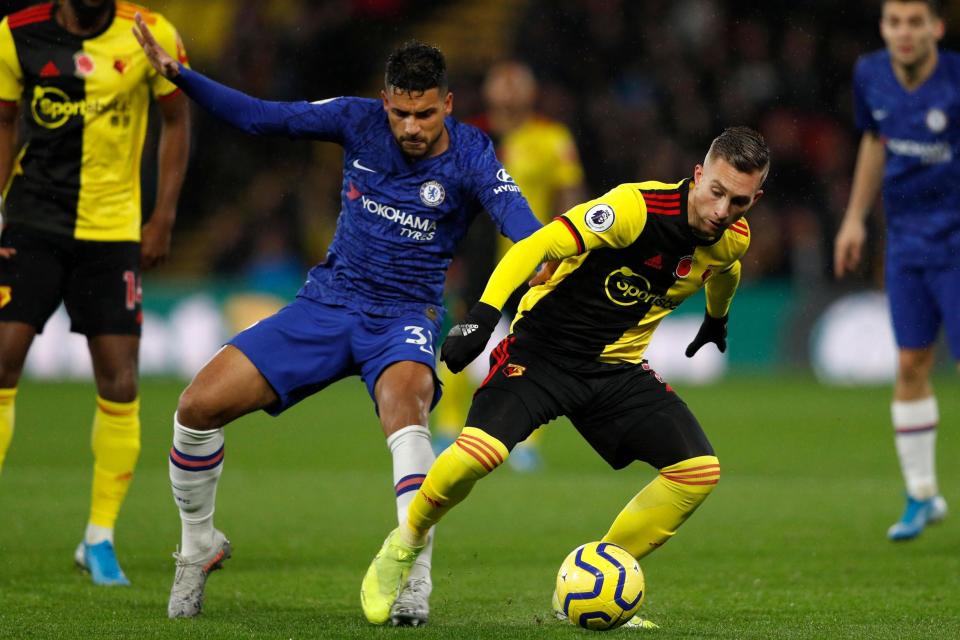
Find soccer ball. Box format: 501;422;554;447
555;541;645;630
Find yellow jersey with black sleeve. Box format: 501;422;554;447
479;178;750;368
0;2;188;241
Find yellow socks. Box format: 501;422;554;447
404;427;509;544
602;456;720;559
89;396;141;530
0;388;16;472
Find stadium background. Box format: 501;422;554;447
1;3;959;639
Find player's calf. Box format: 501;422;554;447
406;427;510;535
602;456;721;559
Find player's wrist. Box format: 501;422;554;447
470;301;501;329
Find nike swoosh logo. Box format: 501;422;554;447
353;159;377;173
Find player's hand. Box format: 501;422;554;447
140;213;174;270
528;260;559;286
833;218;866;278
685;311;728;357
133;13;180;79
440;302;501;373
0;247;15;259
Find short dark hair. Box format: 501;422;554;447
384;40;448;94
707;127;770;181
883;0;941;16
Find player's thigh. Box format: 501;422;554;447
63;239;142;337
927;265;960;360
571;363;713;470
885;262;940;350
179;345;279;427
357;309;443;413
227;298;359;416
0;226;69;334
466;337;585;451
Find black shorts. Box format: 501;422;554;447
467;336;714;470
0;225;142;336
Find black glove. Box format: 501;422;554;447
440;302;501;373
685;311;728;357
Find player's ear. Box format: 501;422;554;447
381;89;389;111
693;164;704;185
934;18;945;40
751;189;764;206
443;90;453;115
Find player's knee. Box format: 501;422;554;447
376;370;433;430
96;369;138;403
897;349;935;384
177;383;227;429
447;426;511;476
660;455;721;498
0;367;21;390
0;353;26;388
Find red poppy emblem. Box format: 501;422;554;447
74;52;95;77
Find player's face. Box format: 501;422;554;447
880;2;944;68
382;87;453;159
689;156;764;240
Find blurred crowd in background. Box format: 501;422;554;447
3;0;960;295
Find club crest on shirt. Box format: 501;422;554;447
496;168;515;183
585;204;615;232
73;51;95;78
926;108;948;134
503;363;526;378
420;180;445;207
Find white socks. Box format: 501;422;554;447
387;425;435;579
892;397;938;500
169;413;224;557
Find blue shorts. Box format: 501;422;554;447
229;297;443;415
885;262;960;358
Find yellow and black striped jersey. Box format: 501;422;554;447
512;178;750;366
0;2;187;241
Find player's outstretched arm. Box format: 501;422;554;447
134;14;315;137
834;132;885;278
133;13;179;79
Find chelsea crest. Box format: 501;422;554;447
420;180;445;207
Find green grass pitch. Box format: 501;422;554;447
1;375;958;639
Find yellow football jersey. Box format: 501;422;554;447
513;178;750;365
0;2;187;241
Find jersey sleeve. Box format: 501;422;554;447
556;184;646;253
148;14;190;100
0;19;23;103
470;134;542;242
705;221;751;318
173;66;352;143
479;219;582;310
852;57;877;133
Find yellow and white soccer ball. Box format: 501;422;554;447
555;541;645;630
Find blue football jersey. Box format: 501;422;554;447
853;50;960;266
174;69;542;316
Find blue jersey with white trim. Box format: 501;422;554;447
173;68;542;316
853;50;960;266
